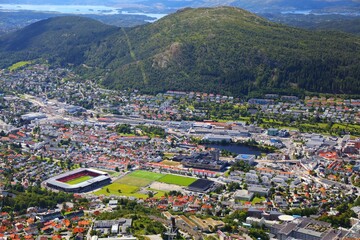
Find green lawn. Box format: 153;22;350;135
160;160;181;167
163;153;176;159
127;170;164;180
114;170;164;187
119;133;136;137
66;175;92;185
94;183;165;198
333;123;360;131
148;188;167;198
251;196;266;204
158;174;197;186
8;61;32;71
115;175;154;187
95;183;146;198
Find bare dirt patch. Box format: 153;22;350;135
148;181;183;192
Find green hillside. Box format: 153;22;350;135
89;7;360;95
1;7;360;96
0;16;117;67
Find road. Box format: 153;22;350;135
256;159;300;164
298;171;360;197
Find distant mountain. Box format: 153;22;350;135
229;0;360;12
1;7;360;96
0;11;155;37
0;0;359;14
309;18;360;34
262;13;360;35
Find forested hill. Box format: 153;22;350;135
92;7;360;95
1;7;360;96
0;16;117;67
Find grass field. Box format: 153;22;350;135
95;183;147;198
66;175;92;185
158;174;197;186
97;170;199;199
163;153;176;160
251;196;266;204
115;171;165;187
148;188;167;198
115;175;154;187
127;170;164;180
160;160;181;167
8;61;32;71
239;196;266;204
94;183;165;198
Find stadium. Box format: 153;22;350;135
187;179;215;193
46;168;111;193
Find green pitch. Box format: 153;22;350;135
65;175;92;185
115;175;154;187
95;183;141;196
94;183;165;198
115;170;165;187
127;170;164;180
158;174;197;186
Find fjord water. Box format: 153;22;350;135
0;4;119;14
0;4;167;20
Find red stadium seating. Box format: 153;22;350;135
57;170;100;183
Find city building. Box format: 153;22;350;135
235;154;256;165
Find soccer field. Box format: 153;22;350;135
127;170;164;180
66;175;92;185
158;174;197;186
115;175;154;187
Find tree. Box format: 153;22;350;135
115;167;120;172
126;164;132;171
227;182;240;192
249;228;269;240
115;124;132;134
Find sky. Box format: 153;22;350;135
0;0;359;13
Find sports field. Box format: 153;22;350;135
127;170;164;180
158;175;197;186
115;170;165;187
95;170;198;198
66;175;92;185
95;183;147;198
94;183;165;198
115;175;154;187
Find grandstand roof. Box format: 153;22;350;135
46;168;110;190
